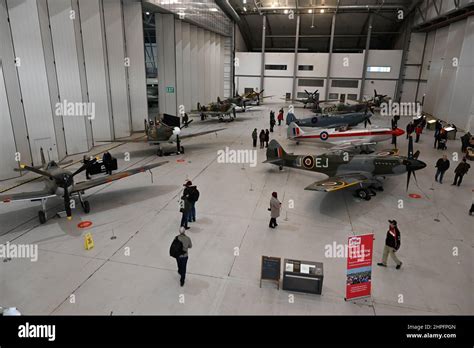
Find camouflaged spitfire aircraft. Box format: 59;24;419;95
264;136;426;200
191;100;237;121
286;110;373;128
242;89;273;105
102;114;225;156
0;148;168;224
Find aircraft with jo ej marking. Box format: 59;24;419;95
264;136;426;200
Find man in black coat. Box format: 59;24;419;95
435;155;450;184
102;151;113;175
377;220;402;269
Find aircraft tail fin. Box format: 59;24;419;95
287;122;304;140
264;140;288;164
286;112;298;125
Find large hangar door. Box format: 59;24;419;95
0;61;19;180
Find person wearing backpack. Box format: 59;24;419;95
183;180;199;223
170;227;193;287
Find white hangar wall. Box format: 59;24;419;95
0;0;148;179
156;13;230;116
400;16;474;131
234;50;402;104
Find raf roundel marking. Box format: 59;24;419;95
409;193;422;199
302;156;315;169
320;131;329;141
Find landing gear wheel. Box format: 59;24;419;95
83;201;90;214
279;166;283;171
201;114;205;121
296;141;300;145
219;118;223;122
157;149;164;157
38;211;46;224
356;188;370;200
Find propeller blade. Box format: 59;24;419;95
406;170;412;191
19;164;55;180
408;136;414;159
367;117;372;125
63;186;72;220
413;150;420;159
412;170;418;184
304;89;310;96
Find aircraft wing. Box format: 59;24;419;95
304;173;371;192
96;135;150;143
71;161;168;193
0;190;56;203
179;128;226;140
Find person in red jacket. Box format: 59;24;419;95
377;220;402;269
415;124;423;143
277;109;284;126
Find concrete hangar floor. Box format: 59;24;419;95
0;104;472;315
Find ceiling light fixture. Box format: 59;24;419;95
284;9;288;14
308;9;312;13
243;0;247;3
209;7;218;12
320;9;325;13
311;12;315;28
145;11;150;15
243;6;247;11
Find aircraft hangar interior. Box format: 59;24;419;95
0;0;473;344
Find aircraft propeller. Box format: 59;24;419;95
405;136;425;191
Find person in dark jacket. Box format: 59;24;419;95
269;111;276;132
377;220;402;269
461;132;472;153
183;180;199;222
83;155;92;180
434;119;442;137
252;128;258;148
406;122;414;139
176;226;192;286
264;129;270;148
102;151;113;175
182;113;189;127
180;194;191;230
259;130;265;149
435;155;450;184
452;158;470;186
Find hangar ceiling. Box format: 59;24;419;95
230;0;417;52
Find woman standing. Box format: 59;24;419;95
265;129;270;148
269;192;281;228
259;130;266;149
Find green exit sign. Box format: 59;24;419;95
166;86;174;93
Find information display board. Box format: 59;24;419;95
345;234;374;301
260;256;281;289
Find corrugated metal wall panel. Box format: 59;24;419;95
7;0;63;164
48;0;91;154
123;0;148;131
181;22;192;112
0;62;18;179
190;25;199;110
0;0;31;167
79;0;114;141
103;0;131;138
175;19;184;115
223;36;232;98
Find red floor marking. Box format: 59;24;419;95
177;159;185;163
78;221;93;229
409;194;422;199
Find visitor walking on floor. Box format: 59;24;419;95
252;128;258;148
415;124;423;143
170;227;192;287
265;129;270;148
268;192;281;229
259;130;265;149
452;158;470;187
435;155;450;184
377;220;402;269
183;180;199;222
277;109;284;126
